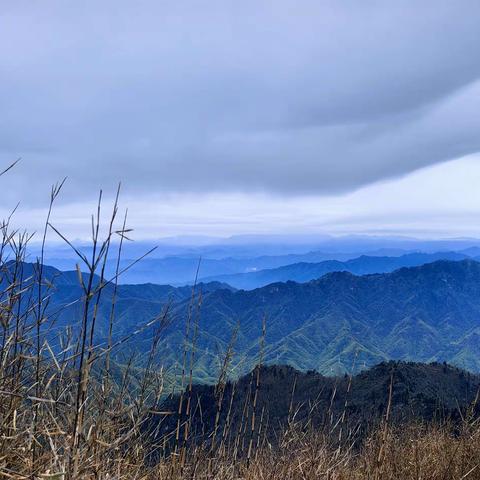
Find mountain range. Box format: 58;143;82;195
37;236;480;285
201;251;472;289
26;257;480;382
171;259;480;378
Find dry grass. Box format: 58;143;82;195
1;164;480;479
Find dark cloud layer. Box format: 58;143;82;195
1;1;480;204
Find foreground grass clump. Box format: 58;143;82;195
177;424;480;480
3;396;480;480
5;422;480;479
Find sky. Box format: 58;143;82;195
1;1;480;242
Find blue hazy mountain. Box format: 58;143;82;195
200;251;470;289
38;250;382;285
36;234;480;284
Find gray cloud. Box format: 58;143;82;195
1;0;480;205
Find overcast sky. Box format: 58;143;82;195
1;1;480;241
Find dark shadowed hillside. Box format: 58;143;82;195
156;361;480;448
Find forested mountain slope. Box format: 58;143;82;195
16;259;480;381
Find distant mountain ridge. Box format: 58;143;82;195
93;250;371;285
200;251;471;289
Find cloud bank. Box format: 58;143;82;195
1;0;480;207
